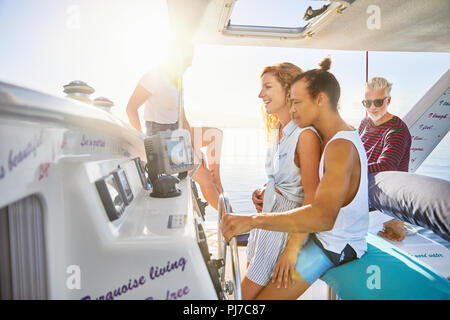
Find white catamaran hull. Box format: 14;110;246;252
0;82;221;300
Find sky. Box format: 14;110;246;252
0;0;449;130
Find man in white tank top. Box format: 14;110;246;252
221;58;369;299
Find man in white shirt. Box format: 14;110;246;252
126;63;181;135
126;51;224;210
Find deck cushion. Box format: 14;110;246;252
368;171;450;241
320;233;450;299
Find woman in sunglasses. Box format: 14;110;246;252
358;77;412;241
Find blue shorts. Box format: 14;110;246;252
294;234;357;285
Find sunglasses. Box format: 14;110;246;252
362;97;388;108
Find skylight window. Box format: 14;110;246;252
229;0;331;29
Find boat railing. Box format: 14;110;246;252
217;193;242;300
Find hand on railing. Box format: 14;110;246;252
217;193;242;300
220;213;255;243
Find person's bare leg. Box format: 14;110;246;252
241;276;265;300
204;129;224;194
210;163;224;194
255;270;311;300
197;182;219;210
192;165;220;210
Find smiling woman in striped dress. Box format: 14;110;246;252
243;62;322;300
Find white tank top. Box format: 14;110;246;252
315;130;369;257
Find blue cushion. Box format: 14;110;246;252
320;233;450;300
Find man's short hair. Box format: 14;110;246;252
365;77;393;97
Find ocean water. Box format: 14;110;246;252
203;127;450;248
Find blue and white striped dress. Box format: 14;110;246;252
246;121;319;286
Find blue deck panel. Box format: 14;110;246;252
321;233;450;300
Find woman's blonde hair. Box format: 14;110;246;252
260;62;303;141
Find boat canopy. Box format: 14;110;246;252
167;0;450;53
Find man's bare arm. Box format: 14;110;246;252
126;84;151;133
221;140;359;240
